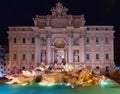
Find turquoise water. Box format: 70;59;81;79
0;83;120;94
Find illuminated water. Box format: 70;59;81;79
0;82;120;94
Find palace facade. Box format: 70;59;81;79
7;2;115;74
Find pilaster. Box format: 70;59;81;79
8;35;12;67
91;34;95;67
79;27;86;63
17;36;21;68
110;36;114;65
101;35;105;64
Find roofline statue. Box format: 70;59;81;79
50;2;68;17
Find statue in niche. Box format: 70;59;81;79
74;55;78;62
56;55;62;64
74;50;79;62
41;51;46;63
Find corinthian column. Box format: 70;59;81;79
35;34;40;65
67;27;73;63
32;27;40;66
68;35;73;63
45;27;52;64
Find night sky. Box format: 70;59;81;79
0;0;120;64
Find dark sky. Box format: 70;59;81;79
0;0;120;64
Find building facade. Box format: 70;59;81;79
8;2;115;74
0;45;6;77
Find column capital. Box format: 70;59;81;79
46;33;51;38
79;26;87;31
45;27;52;38
66;27;73;38
66;26;74;31
45;27;52;31
79;32;86;38
79;26;87;36
34;34;40;39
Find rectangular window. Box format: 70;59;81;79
86;37;90;44
1;61;3;64
23;38;25;43
96;37;99;44
86;54;90;60
96;54;99;60
105;53;109;60
96;66;99;70
22;54;26;60
32;38;35;43
105;37;109;44
13;38;16;43
13;54;17;60
31;54;35;61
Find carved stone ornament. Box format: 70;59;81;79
32;18;37;26
50;2;68;17
33;2;85;27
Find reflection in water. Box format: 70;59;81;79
0;83;120;94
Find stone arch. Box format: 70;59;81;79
52;37;67;48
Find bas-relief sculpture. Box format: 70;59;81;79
7;2;115;75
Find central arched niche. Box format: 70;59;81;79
54;39;65;48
